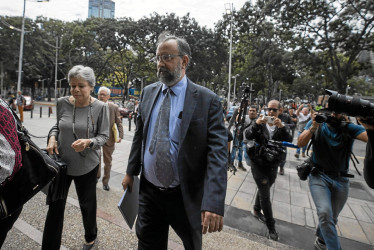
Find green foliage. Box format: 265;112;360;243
0;0;372;104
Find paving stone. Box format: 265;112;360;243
239;180;258;195
336;223;342;236
299;180;310;193
272;200;291;223
225;188;237;206
359;221;374;245
339;203;355;219
347;196;371;206
231;191;253;211
275;177;290;191
227;175;244;190
349;203;373;223
291;205;305;226
305;208;316;228
362;205;374;223
244;174;256;184
289;175;302;193
273;188;290;204
291;191;310;208
338;216;370;244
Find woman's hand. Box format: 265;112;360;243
71;139;91;152
47;136;59;155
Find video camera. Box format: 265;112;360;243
240;83;255;99
316;89;374;124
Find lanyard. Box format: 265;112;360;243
72;97;95;141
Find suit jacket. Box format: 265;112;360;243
127;78;227;230
106;102;124;146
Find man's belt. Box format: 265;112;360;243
313;164;354;178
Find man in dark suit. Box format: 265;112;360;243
122;33;227;249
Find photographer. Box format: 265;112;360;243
228;102;247;171
277;105;295;175
358;118;374;189
295;104;312;158
297;112;367;250
244;100;292;241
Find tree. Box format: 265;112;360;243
267;0;374;92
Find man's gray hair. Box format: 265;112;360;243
68;65;96;87
156;32;191;68
98;86;111;95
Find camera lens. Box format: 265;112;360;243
315;114;328;123
326;89;374;117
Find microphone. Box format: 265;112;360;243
268;140;298;148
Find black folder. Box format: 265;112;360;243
117;176;140;229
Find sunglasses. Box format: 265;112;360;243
267;108;278;112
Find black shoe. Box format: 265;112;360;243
103;184;110;191
279;168;284;175
253;210;266;224
83;241;95;250
238;161;247;171
268;228;279;241
96;177;99;184
314;237;326;250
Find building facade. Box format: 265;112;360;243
88;0;115;19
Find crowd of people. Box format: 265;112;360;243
0;32;373;250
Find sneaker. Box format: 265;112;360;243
302;152;306;157
237;161;247;171
253;210;266;224
103;184;110;191
314;237;326;250
294;153;299;158
279;167;284;175
268;228;279;241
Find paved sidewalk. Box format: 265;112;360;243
3;110;374;249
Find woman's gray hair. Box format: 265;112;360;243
68;65;96;87
98;86;111;95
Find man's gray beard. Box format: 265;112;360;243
158;64;182;87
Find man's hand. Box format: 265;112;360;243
122;174;134;192
256;114;266;125
358;117;374;130
201;211;223;234
273;117;284;128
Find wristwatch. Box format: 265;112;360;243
87;139;94;148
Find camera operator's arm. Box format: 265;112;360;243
358;118;374;189
244;114;265;141
296;104;303;116
308;103;316;114
227;108;238;130
298;113;319;148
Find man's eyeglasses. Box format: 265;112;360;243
155;54;184;62
267;108;278;112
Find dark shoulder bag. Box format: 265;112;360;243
41;127;68;205
0;109;59;219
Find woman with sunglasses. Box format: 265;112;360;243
43;65;109;250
